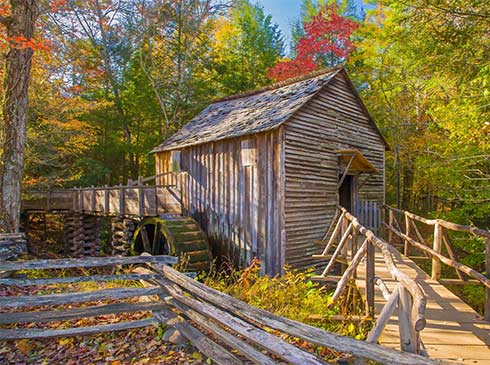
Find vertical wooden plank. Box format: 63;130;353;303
226;141;233;262
237;139;244;267
277;128;286;274
398;286;417;353
138;177;144;217
404;213;410;256
256;134;266;273
119;184;125;216
432;224;442;281
388;209;394;244
266;133;274;274
366;239;375;317
485;238;490;322
104;186;109;214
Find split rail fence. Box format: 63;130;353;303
0;254;450;365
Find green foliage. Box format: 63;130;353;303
202;260;369;339
211;0;284;94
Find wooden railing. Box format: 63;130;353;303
313;207;427;355
0;254;449;364
22;172;187;216
383;205;490;321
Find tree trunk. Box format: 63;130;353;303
0;0;39;232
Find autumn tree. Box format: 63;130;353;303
212;0;284;94
268;3;358;82
0;0;39;232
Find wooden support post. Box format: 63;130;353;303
485;238;490;322
138;177;144;217
404;213;410;256
91;186;96;213
432;224;442;281
104;186;109;214
366;240;375;318
119;184;125;216
388;209;394;244
398;286;417;353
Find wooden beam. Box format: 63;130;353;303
0;318;157;340
0;273;159;286
385;223;490;289
0;287;162;309
158;277;328;365
0;255;178;271
0;301;162;324
432;224;443;281
154;309;243;365
366;286;400;344
150;264;445;365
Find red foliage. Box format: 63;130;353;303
267;57;317;82
268;4;359;82
7;35;52;51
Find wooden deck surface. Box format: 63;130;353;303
356;249;490;364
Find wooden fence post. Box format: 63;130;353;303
388;209;394;244
366;240;375;318
432;223;442;281
119;184;125;216
138;177;144;216
104;186;109;214
91;186;96;213
398;286;417;353
485;238;490;322
404;213;410;256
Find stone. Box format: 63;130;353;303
162;327;187;345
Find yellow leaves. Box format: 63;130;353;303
15;339;31;355
58;338;73;346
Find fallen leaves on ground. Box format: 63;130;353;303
0;283;206;364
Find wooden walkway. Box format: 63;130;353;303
356;249;490;364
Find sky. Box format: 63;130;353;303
252;0;369;52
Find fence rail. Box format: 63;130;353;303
383;205;490;322
21;172;186;216
0;254;449;365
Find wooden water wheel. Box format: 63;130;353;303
131;216;211;272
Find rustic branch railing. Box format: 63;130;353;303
22;172;188;215
383;205;490;322
0;254;450;364
313;207;427;355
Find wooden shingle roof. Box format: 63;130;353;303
152;67;342;152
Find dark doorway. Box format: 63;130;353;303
339;174;353;212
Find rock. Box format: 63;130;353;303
162;327;187;345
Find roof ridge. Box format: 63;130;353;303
212;65;344;104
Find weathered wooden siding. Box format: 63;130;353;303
155;131;285;275
284;72;385;270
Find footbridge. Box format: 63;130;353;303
314;206;490;364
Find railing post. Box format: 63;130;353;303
366;240;375;318
104;185;109;214
138;176;144;216
485;238;490;322
119;184;125;216
398;286;417;353
404;213;410;256
432;223;442;281
388;209;394;244
91;186;96;212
